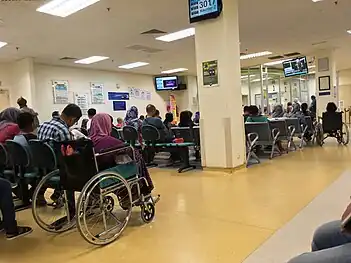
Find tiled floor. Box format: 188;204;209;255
1;142;350;263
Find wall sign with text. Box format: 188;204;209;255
189;0;223;23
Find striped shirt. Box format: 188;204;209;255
37;117;71;142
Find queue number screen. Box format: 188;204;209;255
190;0;219;19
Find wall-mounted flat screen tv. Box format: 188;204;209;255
155;76;179;91
189;0;223;23
283;56;309;77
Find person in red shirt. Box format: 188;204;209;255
0;108;21;143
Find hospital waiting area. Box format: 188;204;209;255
2;0;351;262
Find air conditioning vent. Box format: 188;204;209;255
141;29;166;35
60;57;77;61
126;45;163;54
268;55;284;60
284;52;301;57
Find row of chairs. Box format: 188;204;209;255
245;117;313;166
112;125;201;173
0;140;56;209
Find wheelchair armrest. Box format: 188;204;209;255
288;125;296;137
247;132;259;147
272;128;280;141
301;124;308;134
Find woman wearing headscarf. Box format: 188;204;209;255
124;106;143;144
0;108;21;143
291;103;307;126
89;113;153;194
272;105;284;118
163;113;174;130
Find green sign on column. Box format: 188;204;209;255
202;60;218;87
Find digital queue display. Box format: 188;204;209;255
189;0;223;23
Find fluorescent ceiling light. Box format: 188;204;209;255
347;30;351;34
36;0;100;18
309;71;316;74
309;65;316;68
75;56;109;64
156;28;195;42
264;59;287;66
0;41;7;49
118;62;149;69
240;51;272;60
161;68;188;74
312;0;324;2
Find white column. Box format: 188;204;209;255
314;50;338;116
195;0;245;169
10;58;36;107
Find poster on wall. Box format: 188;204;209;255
146;91;151;100
90;82;104;104
74;93;89;115
202;60;219;87
134;88;141;99
128;87;135;98
169;94;177;123
52;80;69;104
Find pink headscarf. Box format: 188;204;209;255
89;113;112;145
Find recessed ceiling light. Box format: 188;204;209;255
312;0;324;2
240;51;272;60
118;62;149;69
161;68;188;74
347;30;351;34
36;0;101;18
0;41;8;49
75;56;109;64
309;65;316;68
156;28;195;42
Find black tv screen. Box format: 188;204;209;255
189;0;223;23
283;57;309;77
155;76;179;91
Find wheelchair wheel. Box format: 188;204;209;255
341;122;350;145
76;171;133;245
32;170;75;233
141;201;155;223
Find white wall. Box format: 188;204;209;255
33;64;168;122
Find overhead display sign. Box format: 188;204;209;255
189;0;223;23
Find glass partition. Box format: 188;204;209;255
241;64;314;113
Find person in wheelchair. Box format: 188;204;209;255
89;113;154;195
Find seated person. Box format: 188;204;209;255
143;104;172;142
288;206;351;262
284;105;294;117
272;104;284;118
179;111;194;127
0;177;32;240
326;101;338;113
0;108;21;143
246;106;268;123
38;104;82;142
243;106;250;122
124;106;143;144
163;113;174;130
116;117;124;128
291;104;307;127
13;112;37;148
89;113;153;194
193;111;200;126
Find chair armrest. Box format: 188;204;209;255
247;132;258;147
288;125;296;137
272;128;280;141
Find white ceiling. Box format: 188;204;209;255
0;0;351;75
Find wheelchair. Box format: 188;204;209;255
31;139;159;245
315;112;350;146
